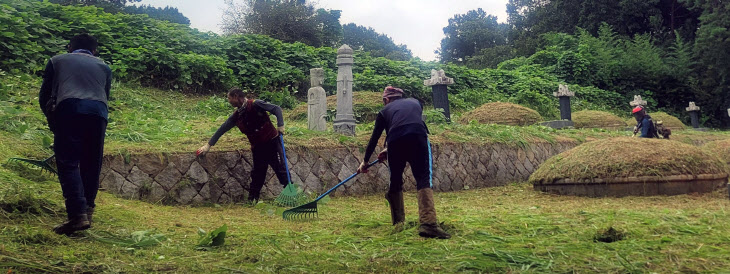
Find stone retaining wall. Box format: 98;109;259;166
99;141;578;204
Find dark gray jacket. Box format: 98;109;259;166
39;52;111;115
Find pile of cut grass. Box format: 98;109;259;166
703;138;730;164
625;111;686;129
286;91;383;122
572;110;626;130
529;137;728;184
459;102;542;126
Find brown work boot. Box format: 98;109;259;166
385;191;405;225
53;214;90;236
87;207;95;226
417;188;451;239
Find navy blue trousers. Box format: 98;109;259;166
54;113;107;218
387;134;432;193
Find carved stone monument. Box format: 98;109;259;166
424;69;454;122
553;84;575;121
686;101;701;129
630;95;647;107
307;68;327;131
333;45;356;136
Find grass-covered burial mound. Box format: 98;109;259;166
530;137;728;197
625;111;687;130
459;102;542;126
572;110;626;130
287;92;383;122
703;139;730;164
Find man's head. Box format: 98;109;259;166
382;86;404;105
67;34;98;54
632;106;646;121
227;87;248;108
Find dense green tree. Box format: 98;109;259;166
342;23;412;61
438;8;509;64
45;0;141;12
123;5;190;25
221;0;342;48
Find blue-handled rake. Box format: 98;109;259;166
274;135;308;207
282;159;379;220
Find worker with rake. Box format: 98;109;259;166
358;86;451;239
39;34;112;235
197;88;289;204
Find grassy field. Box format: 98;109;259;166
2;75;730;273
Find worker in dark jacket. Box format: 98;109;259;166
632;106;659;138
39;34;112;235
358;86;451;239
197;88;288;203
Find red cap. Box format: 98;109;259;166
632;106;644;114
382;86;404;99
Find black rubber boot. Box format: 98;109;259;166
53;214;90;236
417;188;451;239
385;191;405;225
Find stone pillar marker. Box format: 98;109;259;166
423;69;454;122
630;95;647;107
307;68;327;131
686;101;701;128
553;84;575;121
333;45;356;136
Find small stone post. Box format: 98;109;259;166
630;95;647;107
307;68;327;131
334;45;356;136
686;102;701;128
423;69;454;122
553;84;575;120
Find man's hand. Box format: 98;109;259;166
277;126;285;135
196;144;211;156
377;148;388;162
357;161;369;174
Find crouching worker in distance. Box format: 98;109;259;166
197;88;288;203
358;86;451;239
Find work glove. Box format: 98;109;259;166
377;148;388;162
196;144;211;156
357;161;369;174
277;126;285;135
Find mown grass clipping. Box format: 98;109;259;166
529;137;728;184
459;102;542;126
572;110;626;130
286;91;383;122
625;111;686;129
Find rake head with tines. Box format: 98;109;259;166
282;159;379;221
8;154;57;175
275;135;308;207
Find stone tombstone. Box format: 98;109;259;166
727;108;729;118
333;45;356;136
424;69;454;122
553;84;575;121
630;95;647;107
686;101;701;128
307;68;327;131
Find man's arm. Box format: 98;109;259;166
104;65;112;101
207;112;238;146
363;113;386;162
254;100;284;127
39;60;54;115
640;118;651;138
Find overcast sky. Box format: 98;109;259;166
136;0;509;61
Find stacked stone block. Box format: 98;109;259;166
100;141;578;205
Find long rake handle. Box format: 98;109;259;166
279;134;292;183
313;159;379;202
